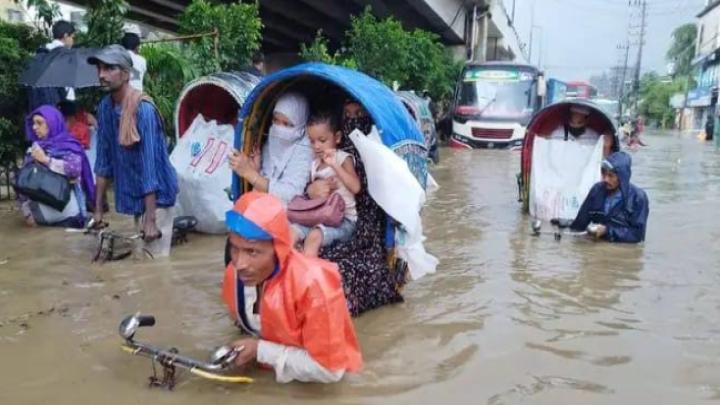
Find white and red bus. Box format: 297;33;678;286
449;62;546;149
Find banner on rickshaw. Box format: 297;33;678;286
529;137;603;221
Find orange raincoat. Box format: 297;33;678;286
222;191;362;373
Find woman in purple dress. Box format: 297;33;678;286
17;105;95;228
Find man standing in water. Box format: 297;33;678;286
222;192;362;383
570;151;649;243
88;45;178;256
548;105;614;156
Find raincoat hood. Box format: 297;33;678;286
225;191;293;271
604;151;632;206
222;192;363;373
571;150;649;243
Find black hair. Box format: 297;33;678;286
52;20;75;40
307;110;341;133
120;33;141;51
251;52;264;65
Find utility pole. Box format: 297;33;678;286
631;0;648;114
528;0;536;63
617;41;631;119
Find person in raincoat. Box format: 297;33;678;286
222;191;363;383
570;151;649;243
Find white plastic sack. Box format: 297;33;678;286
349;127;438;280
170;115;234;234
529;136;603;221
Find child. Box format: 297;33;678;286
292;111;361;257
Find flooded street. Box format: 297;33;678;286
2;131;720;404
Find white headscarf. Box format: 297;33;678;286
267;92;309;172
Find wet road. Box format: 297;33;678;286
1;131;720;404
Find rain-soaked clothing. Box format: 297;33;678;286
222;192;362;383
571;151;649;243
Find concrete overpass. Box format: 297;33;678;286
67;0;525;63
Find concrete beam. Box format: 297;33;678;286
404;0;467;44
295;0;357;25
262;0;346;42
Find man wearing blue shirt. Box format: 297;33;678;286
88;45;178;256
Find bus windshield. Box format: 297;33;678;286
457;68;536;121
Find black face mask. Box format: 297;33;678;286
568;126;586;136
343;116;372;136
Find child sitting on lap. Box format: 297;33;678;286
292;111;361;257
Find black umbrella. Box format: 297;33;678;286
19;47;100;88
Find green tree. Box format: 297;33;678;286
299;30;357;68
300;8;460;103
639;72;687;128
13;0;59;33
178;0;262;75
141;43;199;142
299;30;337;64
404;28;461;101
346;9;411;87
0;21;48;165
78;0;128;47
667;23;697;77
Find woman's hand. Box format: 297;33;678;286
31;145;50;165
250;146;261;170
306;178;337;199
229;149;259;179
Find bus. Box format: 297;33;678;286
566;81;598;99
450;62;545;149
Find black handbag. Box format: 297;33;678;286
14;162;71;211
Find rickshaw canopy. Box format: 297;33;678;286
237;63;426;148
526;99;618;140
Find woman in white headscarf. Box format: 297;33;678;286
230;92;313;204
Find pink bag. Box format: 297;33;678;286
287;193;346;227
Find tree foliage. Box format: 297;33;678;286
0;21;48;164
13;0;60;34
667;23;697;77
178;0;262;75
141;43;199;142
77;0;128;48
299;30;357;68
639;72;687;128
299;8;460;103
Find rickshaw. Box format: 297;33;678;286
171;72;261;234
518;99;619;213
174;71;261;140
228;63;432;331
396;90;440;163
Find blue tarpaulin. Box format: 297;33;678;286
237;63;426;148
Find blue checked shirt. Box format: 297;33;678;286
94;96;178;215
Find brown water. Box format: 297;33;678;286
2;132;720;405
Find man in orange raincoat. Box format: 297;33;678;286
223;191;363;383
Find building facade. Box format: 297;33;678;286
0;0;28;23
687;0;720;130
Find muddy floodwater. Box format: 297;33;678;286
1;131;720;404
